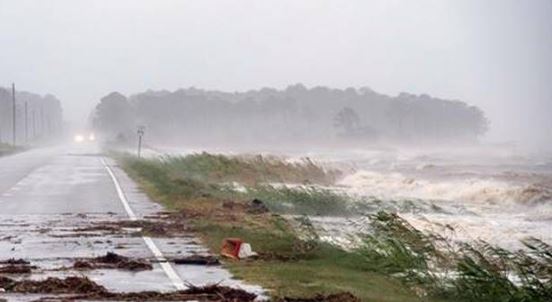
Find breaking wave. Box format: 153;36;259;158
339;171;552;205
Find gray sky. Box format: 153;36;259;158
1;0;551;148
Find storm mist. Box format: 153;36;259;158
0;0;551;152
90;86;488;150
2;2;552;300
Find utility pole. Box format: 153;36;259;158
12;83;16;146
24;101;28;144
137;126;145;158
40;107;44;138
32;110;36;139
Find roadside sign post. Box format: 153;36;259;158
137;126;145;158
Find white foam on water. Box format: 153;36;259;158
339;170;551;206
334;169;552;250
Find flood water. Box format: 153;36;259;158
153;144;552;250
309;146;552;250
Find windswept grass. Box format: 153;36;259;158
116;152;349;215
131;152;338;186
249;185;352;216
451;239;552;301
356;211;552;302
115;151;552;301
114;152;422;301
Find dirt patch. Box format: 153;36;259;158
73;252;152;271
0;276;107;294
278;292;361;302
173;255;220;266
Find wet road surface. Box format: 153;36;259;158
0;143;262;301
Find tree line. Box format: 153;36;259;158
0;86;63;145
91;84;488;146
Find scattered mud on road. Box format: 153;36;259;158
0;276;107;294
0;258;35;274
1;275;257;301
73;252;152;271
0;259;29;265
72;215;193;238
0;211;261;299
277;292;361;302
173;255;220;266
0;264;33;274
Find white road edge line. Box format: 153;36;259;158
101;158;186;291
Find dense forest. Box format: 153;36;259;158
91;84;488;147
0;87;63;145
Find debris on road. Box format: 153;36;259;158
73;216;193;237
0;264;33;274
0;259;29;265
278;292;361;302
182;283;258;301
2;277;258;301
0;151;264;301
172;255;220;266
247;198;270;214
238;243;257;259
221;238;258;260
0;258;34;274
73;252;153;271
221;238;243;260
0;276;107;294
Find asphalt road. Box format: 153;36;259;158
0;143;261;301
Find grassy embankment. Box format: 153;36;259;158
115;153;552;302
115;153;419;301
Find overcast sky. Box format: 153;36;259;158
0;0;551;148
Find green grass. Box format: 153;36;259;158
192;216;423;301
247;185;353;216
450;239;552;302
116;153;350;216
126;152;338;186
228;253;420;302
114;152;423;301
356;212;552;302
114;151;552;301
